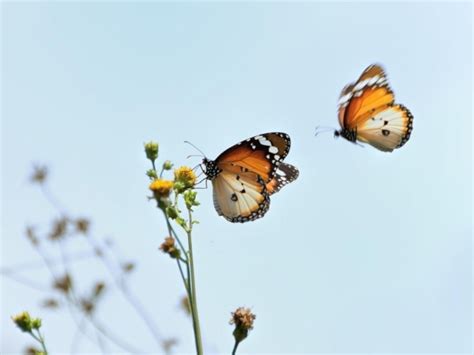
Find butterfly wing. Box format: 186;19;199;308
212;164;270;223
338;64;413;151
356;104;413;152
215;132;291;183
266;162;300;195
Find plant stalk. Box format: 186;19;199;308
187;209;203;355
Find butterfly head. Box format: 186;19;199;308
335;128;357;143
202;158;221;180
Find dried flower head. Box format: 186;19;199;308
93;282;106;298
180;295;191;316
174;166;197;193
80;299;94;314
159;236;181;259
49;217;69;241
75;218;90;234
42;299;59;309
30;166;48;184
162;338;178;354
230;307;256;343
149;179;174;199
24;346;42;355
122;262;135;273
53;274;72;294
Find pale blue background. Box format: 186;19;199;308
1;1;472;354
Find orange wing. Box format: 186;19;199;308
336;63;413;152
215;132;291;183
265;162;299;195
338;64;394;130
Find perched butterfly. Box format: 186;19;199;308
200;132;299;223
332;64;413;152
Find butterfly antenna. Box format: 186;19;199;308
315;125;336;137
184;141;207;158
191;163;201;171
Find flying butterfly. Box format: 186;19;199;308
319;64;413;152
197;132;299;223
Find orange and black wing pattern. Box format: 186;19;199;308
337;64;413;152
266;162;299;195
215;132;291;183
203;132;298;223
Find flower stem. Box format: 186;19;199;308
29;330;48;355
231;340;239;355
187;209;203;355
36;329;48;354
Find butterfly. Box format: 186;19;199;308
334;64;413;152
201;132;299;223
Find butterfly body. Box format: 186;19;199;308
336;64;413;152
202;132;298;223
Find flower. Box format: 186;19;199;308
30;318;41;329
184;190;200;210
53;274;72;294
75;218;90;235
162;338;178;353
174;166;197;192
24;346;43;355
49;217;69;241
146;169;158;180
122;262;135;273
163;160;173;171
180;295;191;316
159;236;181;259
149;179;173;199
11;312;42;332
144;141;159;162
93;282;106;298
42;299;59;309
80;299;94;314
230;307;256;343
30;165;47;184
12;312;32;332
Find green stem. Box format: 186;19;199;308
162;210;187;259
176;259;190;294
36;329;48;354
29;330;48;355
186;209;203;355
231;340;239;355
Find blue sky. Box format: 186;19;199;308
1;2;472;354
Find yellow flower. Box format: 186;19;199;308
149;179;173;199
174;166;197;192
12;311;32;332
